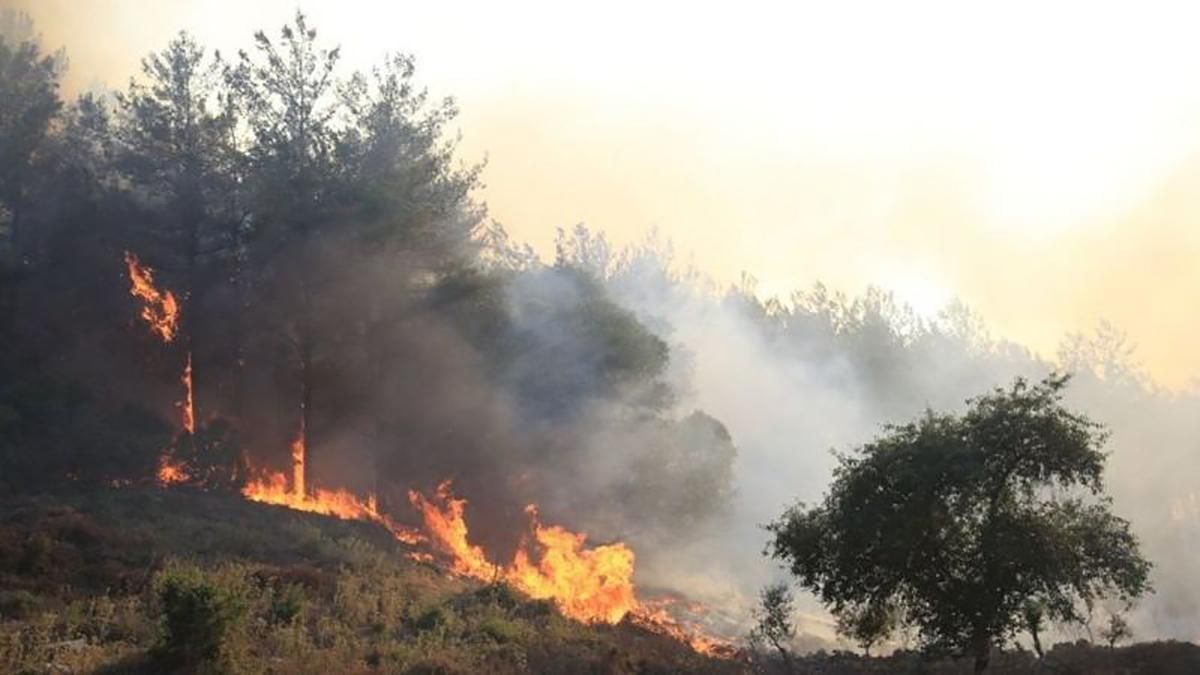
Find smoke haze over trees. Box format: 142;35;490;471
1;7;1198;655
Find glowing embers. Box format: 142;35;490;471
156;454;190;485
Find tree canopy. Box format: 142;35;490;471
0;10;739;550
767;375;1151;672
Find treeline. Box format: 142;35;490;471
0;11;736;545
553;225;1199;643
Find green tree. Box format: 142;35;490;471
154;564;250;671
225;12;344;489
116;31;240;439
1100;612;1132;649
767;375;1151;673
1021;599;1045;659
749;582;795;668
0;12;63;271
836;600;896;657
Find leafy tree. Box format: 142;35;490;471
502;266;672;420
116;31;240;435
836;600;897;657
223;12;348;486
1021;599;1045;659
0;14;63;261
1100;612;1132;649
767;375;1151;672
338;52;482;261
749;582;795;668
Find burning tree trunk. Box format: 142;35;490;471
124;251;193;484
297;267;315;498
180;193;202;447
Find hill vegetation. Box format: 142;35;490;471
0;488;735;674
0;489;1195;673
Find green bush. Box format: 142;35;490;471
477;614;531;644
0;590;41;619
153;563;250;672
269;583;307;625
17;533;53;575
413;604;457;635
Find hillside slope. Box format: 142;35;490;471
0;488;741;674
3;489;1198;674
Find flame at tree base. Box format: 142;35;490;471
194;465;729;655
241;465;422;545
122;251;730;656
157;454;190;486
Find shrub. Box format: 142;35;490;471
269;583;307;625
0;590;41;619
153;563;250;672
17;533;53;575
413;604;457;635
478;614;531;644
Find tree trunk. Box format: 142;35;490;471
9;198;21;259
183;201;201;451
1030;626;1044;659
229;217;246;422
972;635;991;673
770;637;792;671
9;197;23;326
299;270;314;496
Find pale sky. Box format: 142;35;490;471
10;0;1200;387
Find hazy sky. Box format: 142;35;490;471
10;0;1200;387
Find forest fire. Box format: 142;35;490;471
125;251;195;484
409;481;730;654
240;469;424;545
410;485;638;624
510;504;637;624
121;251;725;655
240;441;423;545
239;461;726;652
630;598;734;657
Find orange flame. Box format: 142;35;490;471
242;469;423;545
239;451;722;652
630;599;736;657
125;252;196;480
124;252;180;343
510;504;637;624
408;481;500;579
407;481;729;653
241;430;421;545
409;481;637;624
